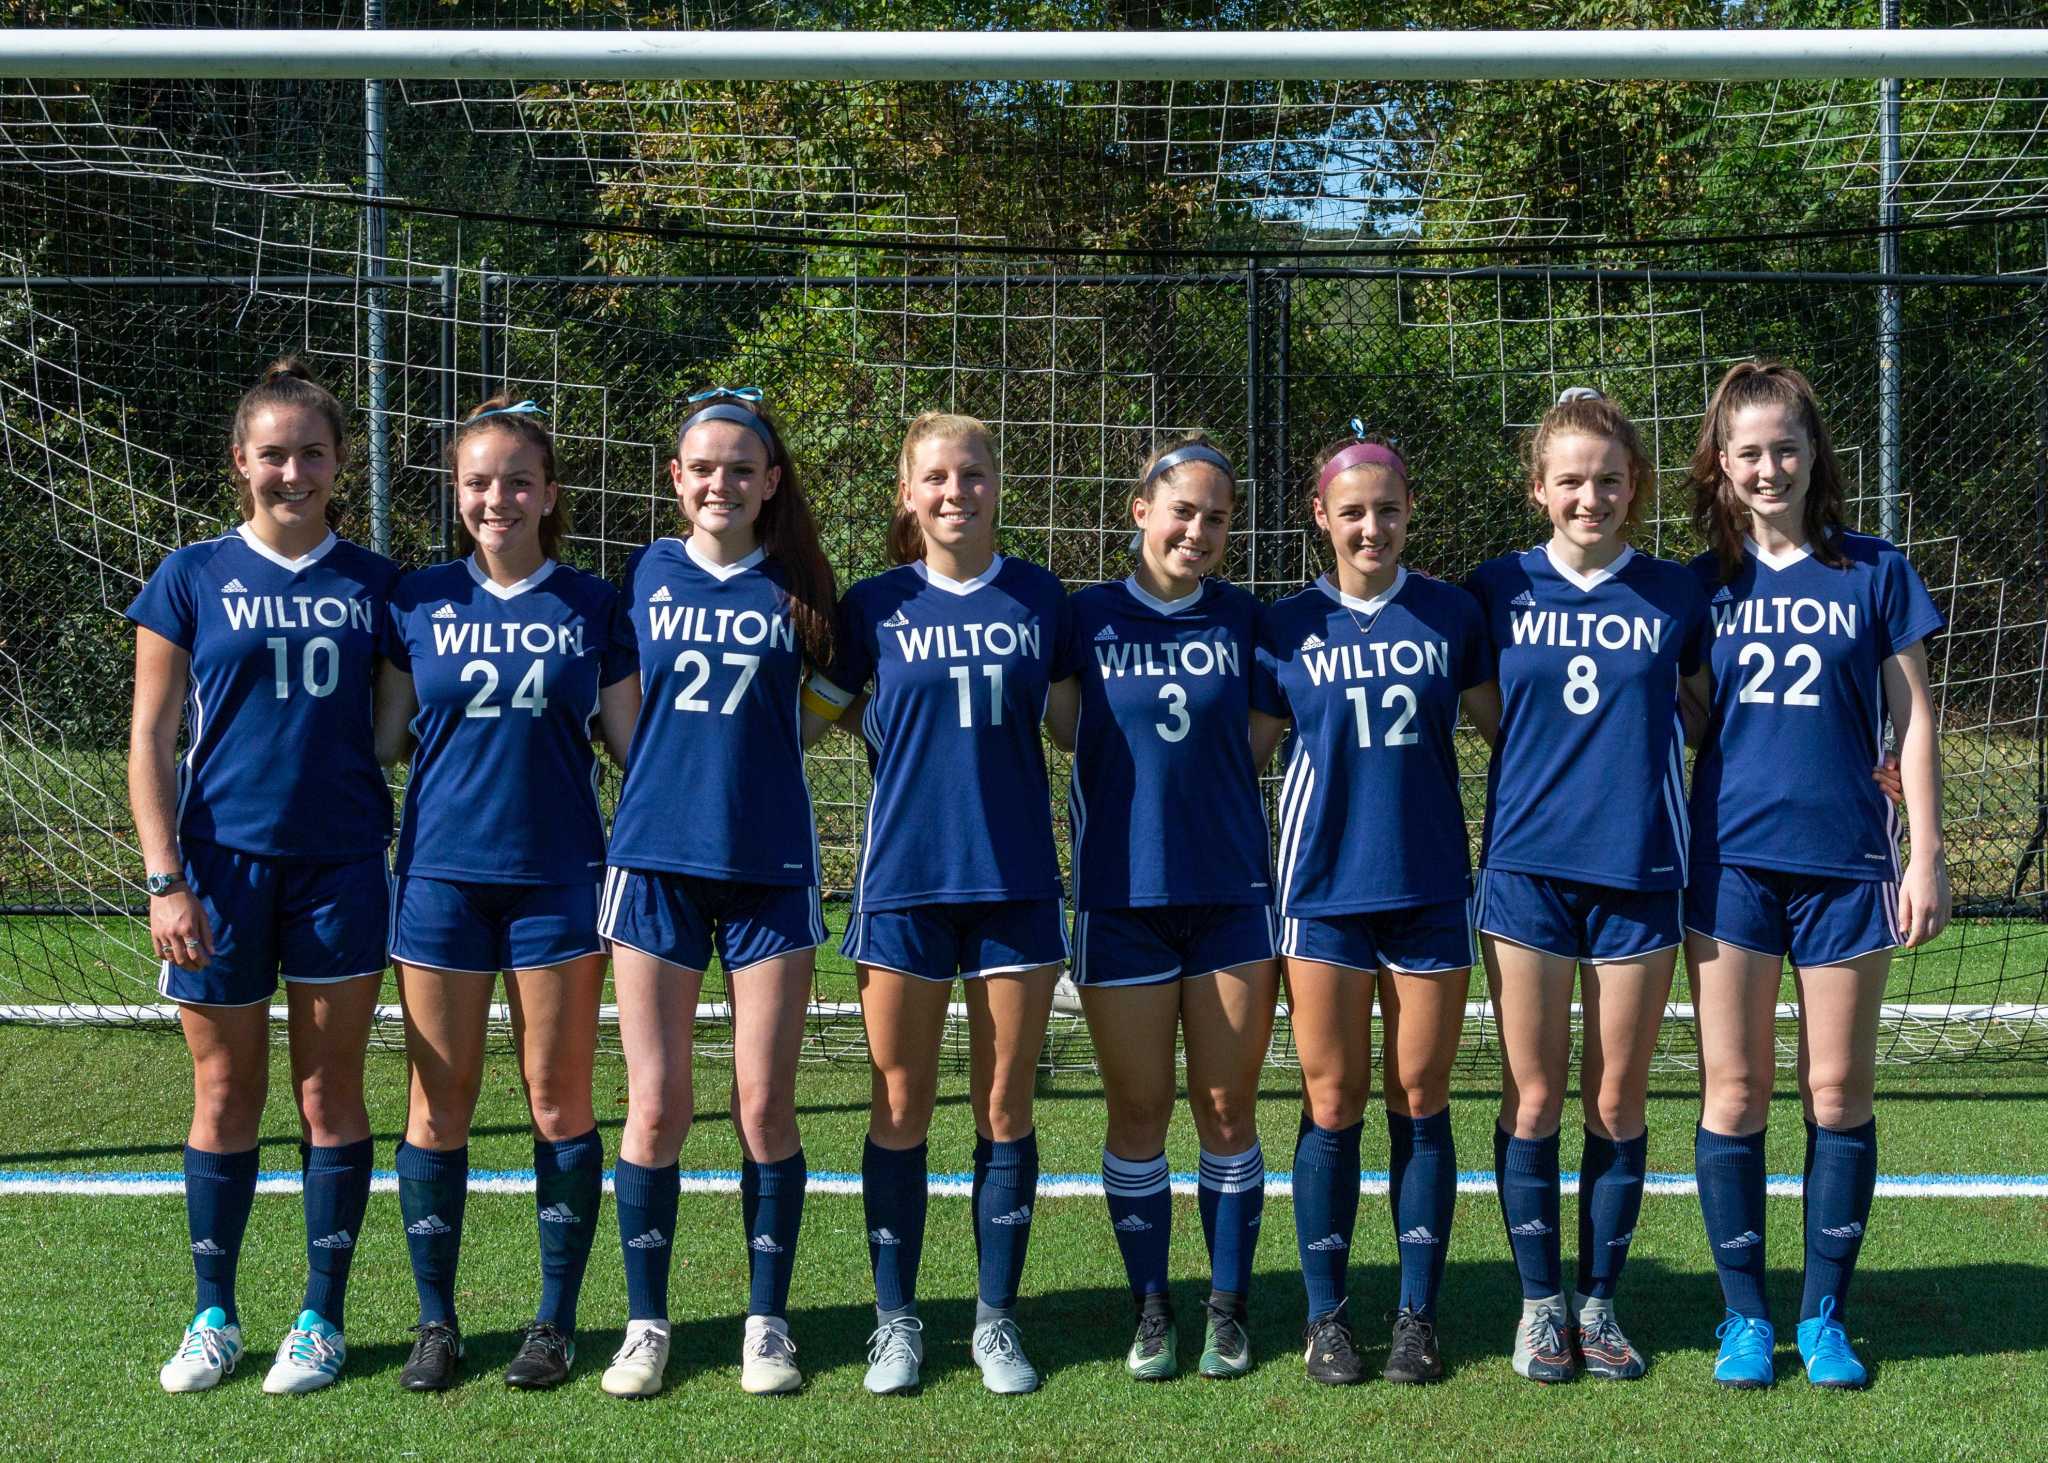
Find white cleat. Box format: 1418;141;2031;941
160;1307;242;1393
600;1319;672;1398
740;1315;803;1395
262;1310;346;1394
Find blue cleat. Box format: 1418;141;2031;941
1713;1311;1776;1389
1796;1297;1869;1390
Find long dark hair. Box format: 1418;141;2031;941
1690;360;1850;584
448;396;570;560
229;356;347;520
676;396;836;667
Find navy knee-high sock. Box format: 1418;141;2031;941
1695;1126;1769;1319
1292;1116;1362;1322
743;1150;806;1318
397;1141;467;1325
973;1132;1039;1318
1197;1142;1264;1302
534;1129;603;1333
1498;1128;1562;1299
301;1137;373;1327
614;1156;679;1322
1103;1149;1172;1300
1802;1118;1877;1323
1389;1108;1456;1318
184;1145;258;1324
1575;1129;1646;1301
863;1138;928;1314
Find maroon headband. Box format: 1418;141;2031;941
1317;440;1407;496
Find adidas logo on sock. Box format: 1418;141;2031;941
1718;1229;1763;1250
1821;1221;1865;1239
988;1205;1033;1226
190;1237;225;1256
1112;1214;1154;1233
1510;589;1536;607
431;603;457;620
1305;1233;1348;1252
626;1230;669;1250
220;578;247;594
1094;624;1118;641
1397;1225;1439;1246
310;1229;355;1250
868;1227;901;1246
1607;1228;1636;1248
1247;1214;1261;1228
406;1214;453;1236
538;1203;581;1224
1300;633;1325;650
648;584;673;603
1508;1219;1553;1237
883;609;910;628
749;1234;785;1254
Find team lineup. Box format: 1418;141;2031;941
128;358;1949;1402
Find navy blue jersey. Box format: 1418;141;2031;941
1062;576;1270;909
125;527;401;861
1689;534;1943;881
388;557;638;885
1255;570;1489;915
607;539;818;885
814;556;1071;911
1467;545;1711;893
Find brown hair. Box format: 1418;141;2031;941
676;397;837;667
1689;360;1850;583
1308;429;1409;504
229;356;347;519
890;411;997;565
1137;430;1237;501
447;396;570;560
1522;390;1655;536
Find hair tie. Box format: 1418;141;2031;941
471;399;547;422
1557;386;1604;404
1316;420;1407;496
1142;442;1235;486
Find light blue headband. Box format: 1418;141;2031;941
471;399;547;422
679;401;777;453
1143;442;1235;485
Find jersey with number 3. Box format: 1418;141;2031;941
1255;570;1488;915
1688;534;1942;881
1063;576;1269;909
816;556;1072;912
125;526;401;861
1467;545;1710;892
607;538;818;885
388;557;637;885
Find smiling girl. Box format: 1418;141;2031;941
377;397;640;1393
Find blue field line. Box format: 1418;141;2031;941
3;1167;2045;1199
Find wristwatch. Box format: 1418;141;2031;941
145;872;187;897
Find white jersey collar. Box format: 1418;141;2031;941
1540;541;1635;593
1746;536;1812;572
683;537;766;582
1316;566;1407;614
915;554;1004;596
1123;573;1205;616
466;552;558;601
236;523;336;573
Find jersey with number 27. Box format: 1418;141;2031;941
1688;533;1942;881
1467;544;1710;893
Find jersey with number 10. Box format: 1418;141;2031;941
1255;570;1488;915
1467;544;1710;893
1062;576;1269;909
607;538;818;885
387;557;638;885
818;556;1072;912
1688;533;1942;881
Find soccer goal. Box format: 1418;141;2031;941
3;8;2047;1072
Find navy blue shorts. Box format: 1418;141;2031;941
599;866;827;974
842;898;1068;983
1475;869;1682;965
1279;898;1473;975
389;875;601;974
1687;863;1900;969
1070;904;1276;987
158;840;389;1007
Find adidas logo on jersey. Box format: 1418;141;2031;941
868;1227;902;1246
190;1237;225;1256
648;585;673;603
1607;1229;1635;1248
1510;590;1537;607
1113;1214;1154;1233
1718;1229;1763;1250
883;609;910;628
538;1203;582;1225
1094;624;1119;642
1397;1225;1439;1246
406;1214;453;1237
1305;1233;1348;1252
220;578;247;594
1508;1219;1552;1237
1712;585;1734;604
431;603;457;620
1300;633;1325;651
627;1229;668;1249
311;1229;354;1250
988;1205;1033;1226
1821;1221;1865;1240
749;1234;785;1254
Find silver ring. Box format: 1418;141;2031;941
182;938;201;949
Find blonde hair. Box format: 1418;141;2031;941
891;411;998;564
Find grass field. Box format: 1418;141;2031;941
5;1020;2047;1460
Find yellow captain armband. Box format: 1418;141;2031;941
802;675;853;722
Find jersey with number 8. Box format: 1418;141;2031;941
607;538;821;884
387;556;637;884
1467;544;1711;893
1688;533;1943;881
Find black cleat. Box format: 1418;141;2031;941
400;1319;464;1392
504;1320;575;1390
1383;1307;1444;1384
1302;1307;1365;1386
